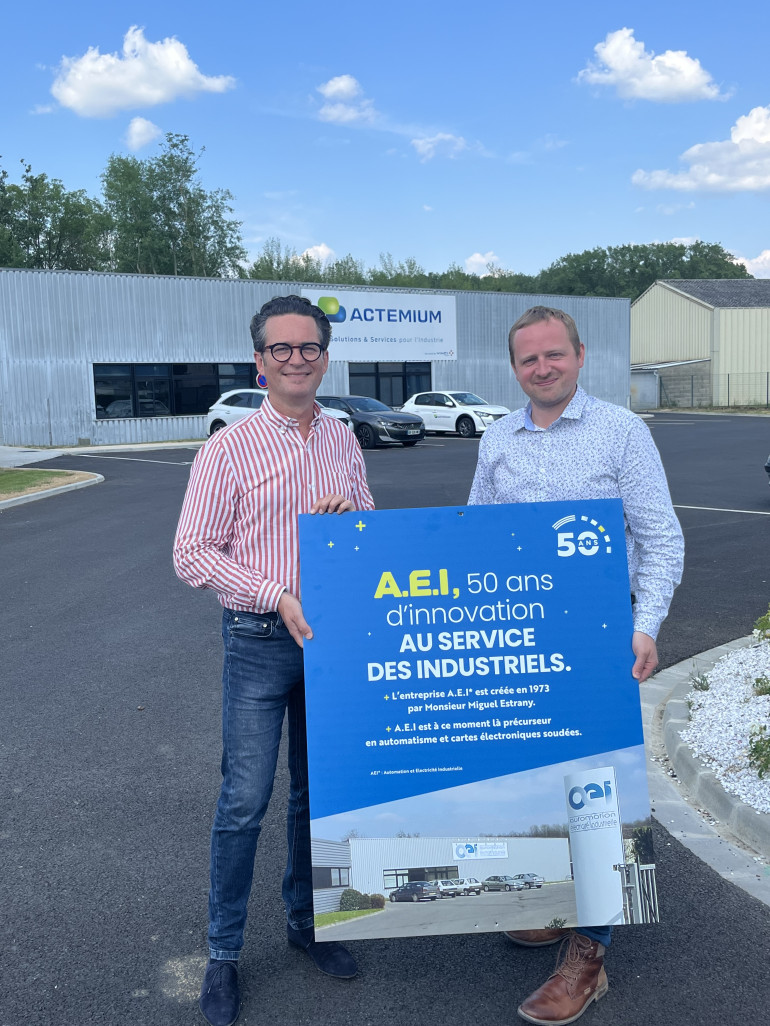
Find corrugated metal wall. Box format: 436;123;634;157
0;268;630;446
719;308;770;375
631;283;712;364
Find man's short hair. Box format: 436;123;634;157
508;306;582;363
250;294;332;353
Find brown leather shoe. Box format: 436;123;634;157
517;931;608;1025
505;928;569;947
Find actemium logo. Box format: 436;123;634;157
317;296;347;322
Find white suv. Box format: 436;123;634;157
205;389;353;436
400;391;509;438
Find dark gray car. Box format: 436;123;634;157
317;395;425;449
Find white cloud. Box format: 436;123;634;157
125;116;161;150
633;105;770;191
411;132;467;162
317;75;376;124
733;249;770;278
578;27;726;102
30;104;54;115
300;243;335;264
465;251;500;276
422;205;433;212
317;74;360;103
51;25;235;118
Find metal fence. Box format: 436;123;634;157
614;862;659;924
661;371;770;409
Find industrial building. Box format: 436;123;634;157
631;279;770;410
0;268;630;447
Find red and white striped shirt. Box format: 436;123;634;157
173;397;374;612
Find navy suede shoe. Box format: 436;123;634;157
199;959;240;1026
287;924;358;978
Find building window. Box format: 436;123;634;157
94;363;256;418
348;362;431;406
312;866;350;889
382;869;410;890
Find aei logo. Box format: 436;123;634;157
568;779;612;810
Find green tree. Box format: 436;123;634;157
534;241;751;300
0;159;110;270
101;134;246;277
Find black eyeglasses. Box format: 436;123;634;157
263;342;326;363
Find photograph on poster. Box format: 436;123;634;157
310;744;655;940
299;502;659;941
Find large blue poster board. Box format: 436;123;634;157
299;501;656;939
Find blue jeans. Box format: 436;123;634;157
577;927;612;947
207;609;314;960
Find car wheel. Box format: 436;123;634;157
483;885;489;892
209;420;226;435
402;440;418;446
389;894;396;902
456;415;476;438
504;885;511;891
356;423;376;449
430;896;437;900
411;893;419;903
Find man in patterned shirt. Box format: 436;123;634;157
174;295;374;1026
469;305;683;1025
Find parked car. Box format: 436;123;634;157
317;395;425;449
482;875;524;892
205;389;353;436
455;877;482;895
400;391;510;438
104;398;171;418
512;873;544;889
435;880;460;898
765;453;770;484
388;881;439;902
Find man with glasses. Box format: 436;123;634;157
174;295;373;1026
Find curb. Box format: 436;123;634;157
661;637;770;859
0;473;104;510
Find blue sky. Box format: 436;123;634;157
4;2;770;276
311;745;651;841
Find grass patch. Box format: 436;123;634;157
314;908;380;928
0;468;92;499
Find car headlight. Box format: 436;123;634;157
476;410;494;420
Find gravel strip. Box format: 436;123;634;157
680;638;770;814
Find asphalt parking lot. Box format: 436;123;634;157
2;412;770;1026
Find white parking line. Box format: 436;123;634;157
74;454;193;466
674;504;770;516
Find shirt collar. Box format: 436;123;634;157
260;395;323;430
519;385;589;432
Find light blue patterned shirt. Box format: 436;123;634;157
468;386;684;639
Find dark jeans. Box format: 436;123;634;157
207;609;313;960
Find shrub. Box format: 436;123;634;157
369;893;386;909
339;888;366;912
753;674;770;697
690;672;710;692
753;605;770;642
748;726;770;779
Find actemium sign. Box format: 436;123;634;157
302;288;457;362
